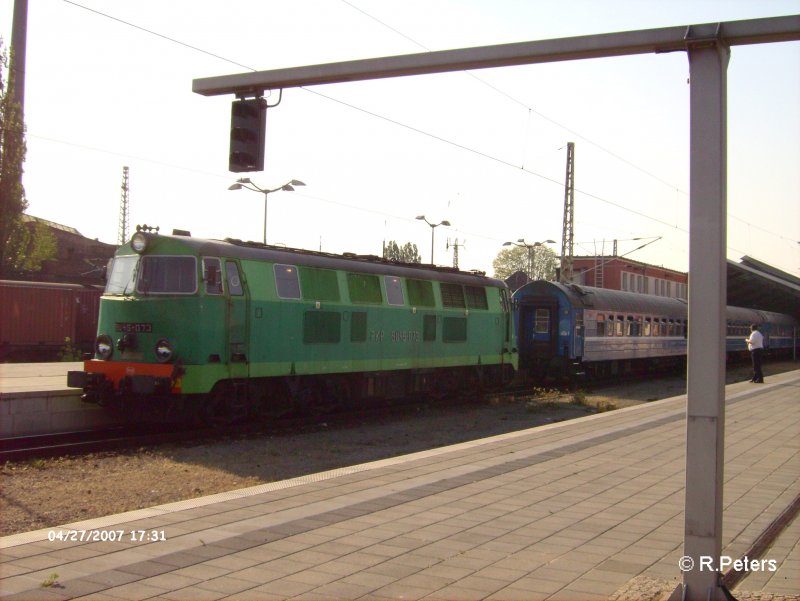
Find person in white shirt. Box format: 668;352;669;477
746;324;764;383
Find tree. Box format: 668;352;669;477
384;240;421;264
493;244;558;281
0;38;55;277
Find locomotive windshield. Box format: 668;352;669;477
137;256;197;294
104;255;197;295
105;255;139;295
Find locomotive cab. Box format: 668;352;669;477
67;230;244;417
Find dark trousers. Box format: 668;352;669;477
751;348;764;382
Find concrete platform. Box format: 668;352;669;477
0;363;122;436
0;371;797;600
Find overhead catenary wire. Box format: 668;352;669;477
54;0;795;258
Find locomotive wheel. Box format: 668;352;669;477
203;382;247;427
252;379;294;421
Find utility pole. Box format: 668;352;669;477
10;0;28;113
560;142;575;283
118;167;130;245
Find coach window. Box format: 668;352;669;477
644;317;652;336
606;316;615;336
274;264;301;299
384;276;405;306
534;309;550;334
625;316;633;337
225;261;243;296
596;314;606;336
662;318;669;336
203;258;223;295
634;317;643;336
615;316;624;337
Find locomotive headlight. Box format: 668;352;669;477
154;339;174;363
131;232;148;254
95;335;113;360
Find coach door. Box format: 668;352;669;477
225;260;250;379
518;298;558;369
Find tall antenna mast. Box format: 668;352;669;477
560;142;575;283
118;166;130;244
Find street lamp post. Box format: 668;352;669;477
503;238;556;281
416;215;451;265
228;178;306;245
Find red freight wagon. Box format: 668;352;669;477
0;280;102;362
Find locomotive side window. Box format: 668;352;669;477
440;283;466;309
500;288;511;313
138;256;197;294
203;258;223;295
443;317;467;342
423;314;437;341
225;261;243;296
384;276;405;306
350;312;367;342
105;255;139;295
407;279;435;307
274;264;301;299
303;311;341;343
347;273;382;304
465;286;488;310
300;267;340;302
534;309;550;334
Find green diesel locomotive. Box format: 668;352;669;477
68;230;517;423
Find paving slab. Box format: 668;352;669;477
1;370;798;601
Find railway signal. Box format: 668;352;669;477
229;97;266;172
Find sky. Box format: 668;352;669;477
2;0;799;278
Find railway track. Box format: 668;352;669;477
0;391;492;463
1;358;778;463
0;425;193;463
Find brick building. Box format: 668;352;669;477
570;255;688;299
21;215;117;285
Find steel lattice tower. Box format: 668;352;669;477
447;238;464;269
118;166;130;245
560;142;575;283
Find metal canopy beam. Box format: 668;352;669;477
192;15;800;96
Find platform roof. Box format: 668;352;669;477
727;257;800;318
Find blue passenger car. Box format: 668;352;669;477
513;281;797;380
